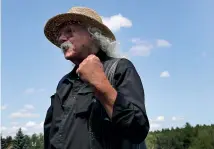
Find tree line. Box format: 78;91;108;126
1;129;43;149
146;123;214;149
1;122;214;149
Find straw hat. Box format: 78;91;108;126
44;6;116;48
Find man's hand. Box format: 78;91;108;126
76;54;117;118
76;54;106;87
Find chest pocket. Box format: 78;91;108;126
74;84;95;117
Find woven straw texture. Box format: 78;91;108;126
44;7;116;48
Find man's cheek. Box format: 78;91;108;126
81;44;86;49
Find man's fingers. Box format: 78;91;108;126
76;68;79;75
87;54;99;61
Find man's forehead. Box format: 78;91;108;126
59;21;85;30
59;24;78;31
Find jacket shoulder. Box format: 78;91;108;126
117;58;134;68
104;57;134;67
114;58;136;74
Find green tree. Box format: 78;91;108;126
24;135;31;148
145;122;214;149
1;136;7;149
5;136;13;148
182;122;194;148
37;133;44;148
189;126;214;149
30;133;43;149
12;128;28;149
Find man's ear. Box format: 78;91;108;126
89;34;96;42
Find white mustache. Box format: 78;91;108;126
60;41;73;53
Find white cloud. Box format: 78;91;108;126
2;126;28;137
160;71;170;78
172;116;184;121
156;116;165;121
102;14;132;32
149;116;165;123
130;45;153;56
1;126;7;131
24;88;45;94
24;104;35;110
2;121;44;137
18;104;35;113
149;116;165;131
25;121;44;129
151;123;161;128
26;121;37;127
11;126;19;130
10;112;39;119
129;38;153;56
20;127;28;132
39;121;44;128
156;39;171;47
131;38;147;44
24;88;36;94
10;104;37;118
1;104;7;110
10;122;19;126
150;123;162;131
26;121;43;130
129;38;171;57
148;116;186;131
19;109;28;113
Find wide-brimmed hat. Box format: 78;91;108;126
44;6;116;48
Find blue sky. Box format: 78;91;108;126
1;0;214;136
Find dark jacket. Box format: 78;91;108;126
44;51;150;149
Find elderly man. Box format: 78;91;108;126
43;6;149;149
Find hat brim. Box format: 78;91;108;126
44;13;116;48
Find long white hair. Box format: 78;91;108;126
60;26;126;58
87;27;124;58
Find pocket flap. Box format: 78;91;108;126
78;84;94;94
